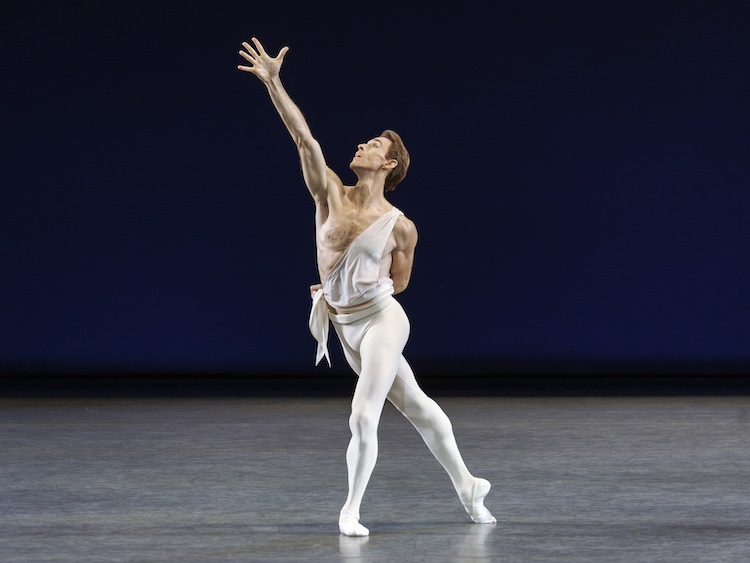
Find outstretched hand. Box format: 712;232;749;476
238;37;289;84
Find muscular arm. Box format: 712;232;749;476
391;217;418;294
238;38;328;201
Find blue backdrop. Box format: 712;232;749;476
2;2;749;376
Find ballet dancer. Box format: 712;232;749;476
238;37;495;536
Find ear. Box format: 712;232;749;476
383;159;398;171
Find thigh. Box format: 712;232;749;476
333;322;363;375
351;302;410;413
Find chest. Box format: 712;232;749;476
320;216;376;253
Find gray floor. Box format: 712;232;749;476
2;395;749;562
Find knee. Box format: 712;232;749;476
349;406;379;439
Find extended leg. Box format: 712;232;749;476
387;358;496;524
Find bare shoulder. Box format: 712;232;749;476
326;166;344;185
326;168;344;194
394;214;418;250
321;167;346;207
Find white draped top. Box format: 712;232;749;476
309;207;403;366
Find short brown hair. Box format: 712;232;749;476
380;130;410;192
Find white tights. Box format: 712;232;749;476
331;299;495;536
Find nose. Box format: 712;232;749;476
357;143;365;150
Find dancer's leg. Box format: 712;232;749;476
338;304;409;536
387;357;496;524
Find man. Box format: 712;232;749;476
238;37;495;537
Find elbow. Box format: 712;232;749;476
391;268;413;295
295;134;318;152
392;280;409;295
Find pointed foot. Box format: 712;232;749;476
463;478;497;524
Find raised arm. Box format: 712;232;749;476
238;37;328;201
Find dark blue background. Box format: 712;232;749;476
2;2;749;376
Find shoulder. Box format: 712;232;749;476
315;167;345;210
326;167;344;184
324;167;346;201
393;213;418;249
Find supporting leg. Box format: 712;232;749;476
337;304;409;536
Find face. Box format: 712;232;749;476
349;136;394;172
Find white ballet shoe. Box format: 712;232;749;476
339;511;370;536
462;478;497;524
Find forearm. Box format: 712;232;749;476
238;39;326;194
264;76;315;149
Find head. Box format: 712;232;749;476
350;130;410;192
380;130;410;192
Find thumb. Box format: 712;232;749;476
277;46;290;62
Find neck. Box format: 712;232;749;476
349;174;388;209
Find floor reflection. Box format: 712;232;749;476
337;523;497;560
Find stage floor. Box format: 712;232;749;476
2;395;749;561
